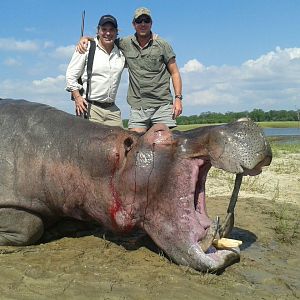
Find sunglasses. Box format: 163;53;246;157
135;17;151;24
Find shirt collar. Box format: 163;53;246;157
95;37;119;54
132;31;154;49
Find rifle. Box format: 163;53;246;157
77;10;85;95
72;10;96;119
71;10;85;101
81;10;85;37
71;10;87;118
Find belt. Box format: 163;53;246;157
87;100;114;108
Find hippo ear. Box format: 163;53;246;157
124;137;134;155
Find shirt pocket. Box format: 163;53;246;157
126;51;139;68
143;51;164;72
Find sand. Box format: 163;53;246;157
0;150;299;300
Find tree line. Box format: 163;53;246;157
175;108;300;125
123;109;299;127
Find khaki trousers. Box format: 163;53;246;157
88;103;123;128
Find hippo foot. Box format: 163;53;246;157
0;208;44;246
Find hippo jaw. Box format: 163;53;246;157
141;156;241;273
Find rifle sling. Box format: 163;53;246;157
85;40;96;101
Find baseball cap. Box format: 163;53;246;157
98;15;118;28
133;7;151;20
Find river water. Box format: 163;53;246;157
263;127;300;137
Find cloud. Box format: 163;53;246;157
50;45;75;60
32;75;66;93
1;47;300;118
24;27;37;33
43;41;55;49
180;59;205;73
181;47;300;114
2;75;66;96
0;38;39;52
1;75;73;114
58;63;68;73
243;46;300;69
3;57;22;66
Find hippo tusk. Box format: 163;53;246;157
213;237;242;249
219;173;243;238
199;216;219;252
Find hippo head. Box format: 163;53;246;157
115;120;272;273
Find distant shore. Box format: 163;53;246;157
176;121;300;131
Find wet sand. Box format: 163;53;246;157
0;151;299;300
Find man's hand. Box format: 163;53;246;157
76;37;90;54
172;98;183;119
73;94;88;116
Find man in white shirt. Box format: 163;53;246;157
66;15;125;127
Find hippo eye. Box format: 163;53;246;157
124;137;134;155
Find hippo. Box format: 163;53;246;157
0;99;272;273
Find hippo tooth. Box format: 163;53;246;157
219;174;243;237
212;238;242;249
198;216;219;252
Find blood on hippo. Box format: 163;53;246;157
109;151;134;232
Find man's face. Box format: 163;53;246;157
133;14;152;37
98;23;117;46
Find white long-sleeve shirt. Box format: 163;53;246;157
66;38;125;103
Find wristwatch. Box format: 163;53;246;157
175;94;183;100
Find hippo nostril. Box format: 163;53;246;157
124;137;134;154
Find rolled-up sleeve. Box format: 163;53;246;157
65;49;87;92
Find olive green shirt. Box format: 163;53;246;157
118;34;175;109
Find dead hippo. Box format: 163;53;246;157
0;99;272;273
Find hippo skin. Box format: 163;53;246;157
0;100;272;272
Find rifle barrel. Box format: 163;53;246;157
80;10;85;37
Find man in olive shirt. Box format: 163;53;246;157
77;7;183;133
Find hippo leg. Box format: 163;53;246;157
0;208;44;246
219;174;243;238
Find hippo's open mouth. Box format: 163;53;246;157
179;126;272;246
180;149;270;271
189;158;228;248
176;157;242;271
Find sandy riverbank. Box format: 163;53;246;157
0;151;299;300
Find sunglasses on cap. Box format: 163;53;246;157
135;17;151;24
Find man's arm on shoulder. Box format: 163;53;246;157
167;58;183;118
76;36;94;53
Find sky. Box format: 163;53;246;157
1;0;300;118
